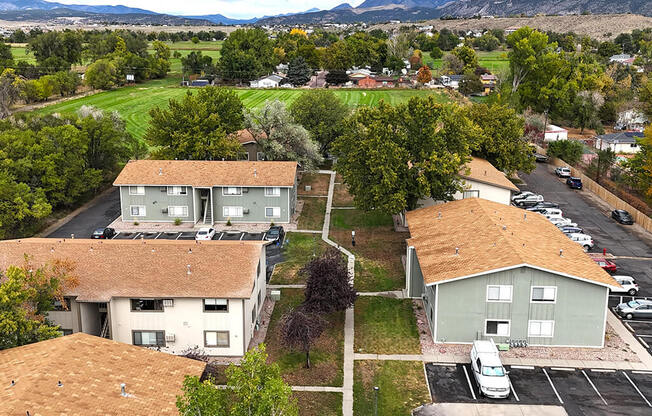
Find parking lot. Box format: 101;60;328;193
426;363;652;415
109;230;268;241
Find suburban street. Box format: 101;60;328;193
519;164;652;297
47;188;121;239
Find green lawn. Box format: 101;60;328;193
294;392;342;416
422;50;509;73
270;232;329;285
354;297;421;355
160;40;223;50
353;360;430;416
297;198;326;231
265;288;344;386
10;46;35;64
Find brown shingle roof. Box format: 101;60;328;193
0;239;264;302
113;160;297;187
231;129;266;144
0;333;205;416
460;157;519;192
406;198;619;288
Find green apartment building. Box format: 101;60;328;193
405;198;620;348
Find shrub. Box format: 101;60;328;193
133;221;139;226
226;219;232;226
174;218;182;226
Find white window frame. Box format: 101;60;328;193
484;319;510;337
204;330;230;348
130;205;146;217
463;190;480;199
222;187;242;196
528;320;555;338
223;206;243;218
129;186;145;195
486;285;513;303
256;152;265;161
167;186;187;196
265;187;281;197
530;286;557;304
265;207;281;218
168;206;188;218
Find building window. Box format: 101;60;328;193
133;330;165;347
52;298;71;311
167;186;187;195
205;331;229;347
203;298;228;312
129;186;145;195
528;320;555;337
223;206;243;218
486;285;512;302
485;320;510;337
130;205;146;217
222;187;242;196
531;286;557;303
168;206;188;217
130;299;164;312
265;187;280;197
241;152;250;161
256;152;266;161
463;190;480;199
265;207;281;218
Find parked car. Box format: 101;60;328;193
555;167;571;177
265;225;285;244
526;202;560;211
615;299;652;320
593;258;617;273
566;177;583;189
91;227;116;239
567;233;594;251
515;195;544;207
511;191;535;202
534;153;549;163
195;227;216;241
549;216;577;227
539;208;563;218
560;226;584;234
470;340;511;399
612;209;634;225
611;275;639;296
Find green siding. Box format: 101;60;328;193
434;267;607;347
213;186;291;223
120;186;195;222
407;246;425;298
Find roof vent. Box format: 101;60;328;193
188;249;192;254
187;264;192;275
158;168;163;176
455;247;459;255
524;212;527;220
484;170;487;176
50;247;54;253
437;212;442;219
89;247;93;252
151;248;155;253
120;383;128;397
559;249;563;257
10;380;15;387
57;380;63;388
502;225;507;230
254;168;258;178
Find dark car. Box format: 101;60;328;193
91;227;116;239
534;153;549;163
265;226;285;244
612;209;634;225
566;177;583;189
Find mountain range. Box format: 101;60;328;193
0;0;650;26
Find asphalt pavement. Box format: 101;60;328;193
47;188;121;239
518;164;652;296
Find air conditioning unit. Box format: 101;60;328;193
165;333;175;342
163;299;174;307
161;208;168;214
242;188;249;193
243;208;250;214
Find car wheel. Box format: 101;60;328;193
628;289;637;296
625;313;633;320
583;245;590;252
478;386;483;397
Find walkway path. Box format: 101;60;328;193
321;170;355;416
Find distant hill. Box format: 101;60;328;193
331;3;353;10
356;0;447;9
184;14;258;25
0;0;156;14
0;8;215;25
438;0;652;18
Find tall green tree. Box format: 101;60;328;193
289;90;349;154
547;139;584;165
85;59;118;90
572;90;604;134
451;44;478;72
588;148;616;184
181;51;213;75
219;28;275;82
0;41;14;71
0;69;23;118
506;27;554;95
146;87;245;160
322;40;353;71
0;171;51;239
27;30;83;68
286;56;311;87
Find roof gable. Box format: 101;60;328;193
459;157;519;192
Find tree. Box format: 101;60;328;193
506;27;553;94
597;41;621;58
302;248;356;314
323;40;353;71
416;66;432;84
430;45;443;60
146;87;245;160
442;54;464;75
473;34;500;51
219;28;275;82
621;127;652;200
0;69;23;118
0;41;14;71
587;148;616;184
52;71;80;97
547;140;584;165
467;103;534;174
286;56;311;87
573;90;604;134
639;78;652;118
176;344;297;416
85;59;118;90
191;36;200;44
437;28;459;51
458;70;483;96
289;90;349;154
451;44;478;72
245;100;323;170
27;30;83;69
0;171;51;239
325;69;349;85
181;51;213;75
280;307;326;369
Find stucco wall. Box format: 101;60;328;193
453;179;512;206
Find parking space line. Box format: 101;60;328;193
154;232;162;239
625;322;635;332
462;365;477;400
550;367;575;371
132;232;141;240
543;368;563;404
508;378;519;402
623;371;652;407
239;233;245;240
510;365;534;370
111;232;119;239
590;369;615;373
582;369;608;406
175;233;182;240
429;363;457;367
638;337;650;349
217;232;224;240
633;371;652;375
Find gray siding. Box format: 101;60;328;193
120;186;195;222
433;267;607;347
213;186;291;223
406;246;425;298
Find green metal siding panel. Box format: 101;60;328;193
408;248;425;298
434;267;607;347
213;187;291;223
120;186;195;222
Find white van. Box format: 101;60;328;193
470;340;511;399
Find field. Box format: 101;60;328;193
422;50;510;73
10;46;35;64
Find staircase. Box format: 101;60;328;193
203;199;212;224
100;318;110;339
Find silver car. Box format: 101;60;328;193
616;299;652;320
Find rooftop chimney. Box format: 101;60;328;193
10;380;15;387
120;383;127;397
437;212;442;219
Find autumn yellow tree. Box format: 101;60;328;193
290;28;308;38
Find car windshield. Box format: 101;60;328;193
198;231;207;235
482;366;505;376
627;301;641;307
93;229;103;234
268;229;279;235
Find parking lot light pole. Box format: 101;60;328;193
373;386;379;416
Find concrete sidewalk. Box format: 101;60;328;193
414;403;568;416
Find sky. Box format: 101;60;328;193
53;0;365;18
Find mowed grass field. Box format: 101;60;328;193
10;46;36;64
422;50;509;73
34;77;449;140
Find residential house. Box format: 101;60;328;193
113;160;298;225
440;74;463;89
250;74;284;88
358;76;378;88
0;238;268;356
610;54;635;65
0;333;206;415
480;74;497;95
616;109;648;132
405;198;620;347
233;129;265;161
596;132;644;154
544;124;568;142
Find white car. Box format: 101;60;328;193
540;208;563;218
470;340;510;399
514;195;544;207
512;191;535;202
549;216;577;227
555;167;571;177
611;275;639;296
195;227;216;240
567;233;594;251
